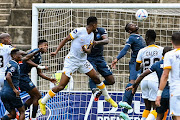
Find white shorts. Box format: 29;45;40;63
0;74;5;91
63;57;93;78
170;95;180;116
141;80;158;101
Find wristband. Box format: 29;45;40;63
37;65;46;69
157;90;163;96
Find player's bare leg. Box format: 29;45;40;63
17;106;25;120
24;87;41;118
39;73;70;115
86;69;117;107
146;100;157;120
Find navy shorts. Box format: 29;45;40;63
19;77;35;92
1;91;23;113
87;56;113;77
129;62;141;80
156;98;169;114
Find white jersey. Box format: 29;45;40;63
136;44;163;82
68;27;94;61
164;49;180;96
0;43;14;74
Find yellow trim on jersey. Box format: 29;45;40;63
97;83;105;89
175;48;180;52
0;43;3;47
69;33;74;40
163;66;172;69
146;44;159;48
136;60;142;63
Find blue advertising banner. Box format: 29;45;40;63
0;91;171;120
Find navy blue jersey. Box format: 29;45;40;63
88;28;107;57
126;34;146;62
149;60;169;98
20;48;41;77
2;60;20;92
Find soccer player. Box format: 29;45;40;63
19;40;56;120
126;47;172;120
156;32;180;120
111;23;146;119
1;48;43;120
87;27;115;100
38;16;118;115
135;30;163;120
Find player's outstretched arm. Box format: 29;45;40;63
37;68;57;83
22;48;43;61
6;73;20;97
156;69;169;107
26;60;48;70
111;45;130;69
126;69;151;94
51;35;72;56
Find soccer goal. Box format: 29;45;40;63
31;3;180;120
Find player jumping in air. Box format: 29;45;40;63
111;23;146;120
19;40;56;120
38;16;118;115
156;32;180;120
127;47;172;120
87;27;115;101
1;48;44;120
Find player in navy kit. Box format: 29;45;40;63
1;48;43;120
127;47;172;120
19;40;56;120
111;23;146;119
88;27;115;100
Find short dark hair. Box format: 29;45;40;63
172;32;180;45
162;47;173;56
10;49;19;57
87;16;97;25
125;23;130;32
38;39;47;46
146;29;156;42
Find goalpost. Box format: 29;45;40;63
31;3;180;120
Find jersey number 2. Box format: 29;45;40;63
144;58;160;70
0;55;3;68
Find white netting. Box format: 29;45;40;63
34;7;178;120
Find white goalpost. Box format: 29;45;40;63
31;3;180;120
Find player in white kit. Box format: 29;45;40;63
156;32;180;120
136;30;163;120
0;33;14;91
38;16;118;115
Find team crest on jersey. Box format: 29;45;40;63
10;67;16;72
96;33;101;39
73;29;78;34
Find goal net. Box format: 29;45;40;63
31;3;179;120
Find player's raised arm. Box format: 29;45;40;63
37;68;56;83
21;48;43;61
51;34;72;57
111;45;130;69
